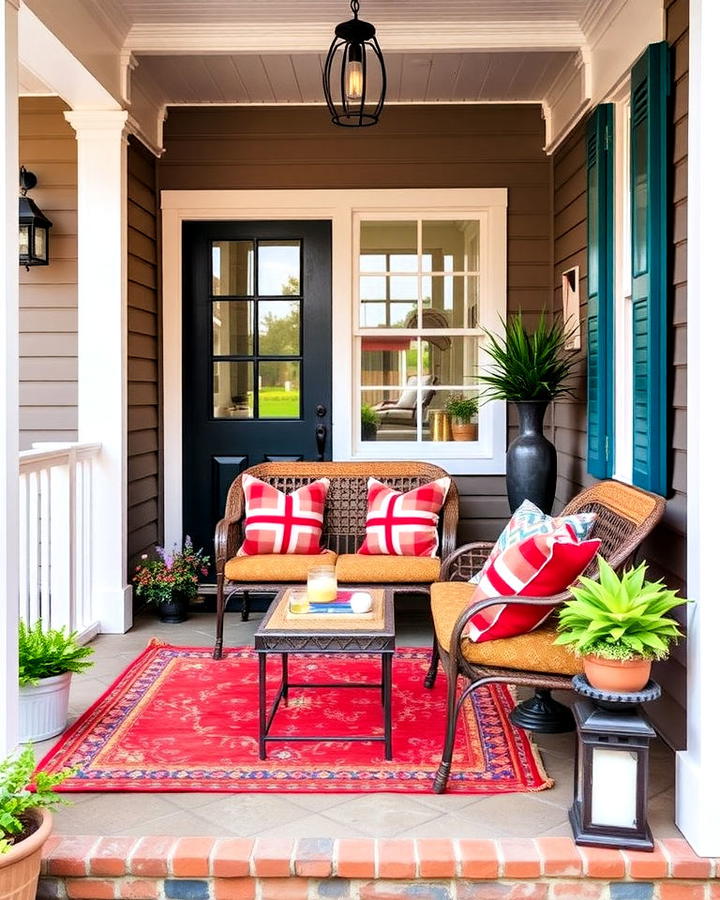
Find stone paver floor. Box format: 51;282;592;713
34;607;680;840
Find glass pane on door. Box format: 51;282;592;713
212;240;254;296
258;240;301;295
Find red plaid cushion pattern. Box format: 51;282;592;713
358;476;451;557
466;531;601;642
237;474;330;556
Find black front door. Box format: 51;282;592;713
182;220;332;567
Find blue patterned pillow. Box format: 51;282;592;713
469;499;597;584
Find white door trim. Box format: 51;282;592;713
160;188;507;547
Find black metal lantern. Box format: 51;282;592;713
322;0;386;127
19;167;52;270
569;677;661;851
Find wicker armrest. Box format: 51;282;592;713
440;541;495;581
448;592;569;663
214;513;243;569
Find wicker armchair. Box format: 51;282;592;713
425;479;666;793
214;461;459;659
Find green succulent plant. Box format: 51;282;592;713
554;557;687;661
18;620;94;687
0;745;74;853
478;311;579;402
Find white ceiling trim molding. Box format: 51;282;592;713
543;49;590;153
82;0;131;48
124;20;585;54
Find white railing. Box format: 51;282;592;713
18;442;102;643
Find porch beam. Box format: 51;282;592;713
0;0;19;756
677;0;720;857
125;20;585;55
64;109;133;635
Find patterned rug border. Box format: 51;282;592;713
36;639;553;795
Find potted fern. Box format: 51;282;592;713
554;558;688;692
445;394;479;441
0;746;73;900
18;621;94;742
361;403;378;441
478;312;578;513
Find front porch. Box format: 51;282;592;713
32;608;692;900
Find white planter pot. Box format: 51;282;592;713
19;672;72;742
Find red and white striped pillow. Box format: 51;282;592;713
358;477;451;557
237;474;330;556
466;530;601;642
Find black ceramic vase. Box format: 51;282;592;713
157;592;189;624
506;400;557;514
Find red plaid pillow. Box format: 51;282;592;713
358;476;451;557
237;474;330;556
466;531;601;642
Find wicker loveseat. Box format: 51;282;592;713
213;461;459;658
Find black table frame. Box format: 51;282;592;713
254;588;395;760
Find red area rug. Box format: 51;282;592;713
37;640;552;794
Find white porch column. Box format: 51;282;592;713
64;110;132;634
0;0;19;755
676;0;720;857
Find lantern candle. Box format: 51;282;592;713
307;566;338;604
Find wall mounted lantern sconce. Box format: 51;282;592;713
19;166;53;270
322;0;386;127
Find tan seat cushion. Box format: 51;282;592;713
336;554;441;584
431;581;583;676
225;551;338;582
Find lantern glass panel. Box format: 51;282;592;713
34;226;47;262
590;747;638;828
19;224;29;257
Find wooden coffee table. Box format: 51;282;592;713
254;587;395;760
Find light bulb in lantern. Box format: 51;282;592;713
345;44;364;99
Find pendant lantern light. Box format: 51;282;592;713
322;0;386;127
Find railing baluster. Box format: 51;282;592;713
18;442;102;639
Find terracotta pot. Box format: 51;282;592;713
450;422;477;442
0;808;53;900
583;655;652;693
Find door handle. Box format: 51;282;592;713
315;424;327;461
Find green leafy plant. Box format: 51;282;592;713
0;745;74;853
361;403;378;426
18;621;94;687
554;558;688;661
445;394;479;424
478;311;579;402
133;536;211;605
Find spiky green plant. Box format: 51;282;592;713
0;745;74;853
554;558;688;661
18;620;94;687
478;311;579;402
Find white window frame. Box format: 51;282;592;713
351;208;507;465
161;188;507;546
612;80;634;483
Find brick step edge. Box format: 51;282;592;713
34;874;720;900
38;836;716;883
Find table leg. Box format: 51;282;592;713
258;652;267;760
282;653;289;705
383;653;393;760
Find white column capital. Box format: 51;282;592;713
63;109;129;141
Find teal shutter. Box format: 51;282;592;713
630;42;670;495
586;104;614;479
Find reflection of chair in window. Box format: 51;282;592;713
374;375;438;428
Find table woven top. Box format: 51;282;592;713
264;587;387;632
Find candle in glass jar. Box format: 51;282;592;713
306;566;337;604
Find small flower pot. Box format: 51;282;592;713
450;422;477;441
583;655;652;693
157;592;189;624
361;421;377;441
18;672;72;743
0;808;53;900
